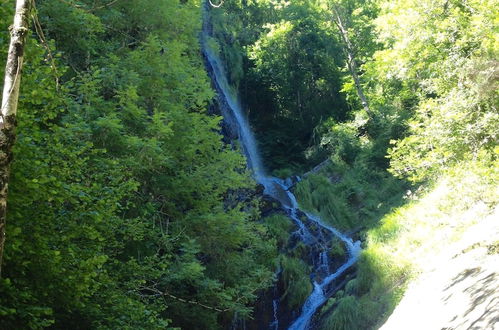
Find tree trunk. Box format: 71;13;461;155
332;5;373;118
0;0;31;276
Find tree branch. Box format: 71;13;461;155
140;286;231;313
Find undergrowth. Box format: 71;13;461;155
316;159;498;329
295;160;406;232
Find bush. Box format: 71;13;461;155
279;256;313;310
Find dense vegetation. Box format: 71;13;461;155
1;0;497;329
210;0;497;328
210;0;382;172
0;0;278;328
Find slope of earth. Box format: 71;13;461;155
381;207;498;330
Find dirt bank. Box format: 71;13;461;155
380;208;499;330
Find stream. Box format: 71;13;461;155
202;7;361;329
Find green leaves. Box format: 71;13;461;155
378;0;499;182
1;0;277;328
211;0;349;170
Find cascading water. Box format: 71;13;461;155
202;5;361;329
319;251;329;273
270;299;280;330
268;179;361;330
201;11;265;181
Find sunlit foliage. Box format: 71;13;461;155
0;0;277;328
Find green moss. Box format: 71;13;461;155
264;214;294;247
329;238;347;259
279;256;312;310
320;296;359;330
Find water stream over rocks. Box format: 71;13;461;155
202;7;361;329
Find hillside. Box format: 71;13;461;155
381;208;498;330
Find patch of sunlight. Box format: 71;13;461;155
374;159;498;329
381;207;499;330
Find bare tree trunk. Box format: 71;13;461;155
0;0;32;276
332;5;373;118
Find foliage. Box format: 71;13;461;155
263;214;294;247
1;0;497;328
377;0;499;182
0;0;279;328
295;174;356;230
294;0;497;327
279;255;312;310
210;0;349;171
320;295;359;330
295;161;406;232
318;160;497;329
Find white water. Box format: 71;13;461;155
270;299;280;330
270;178;361;330
320;251;329;273
201;25;265;180
202;8;361;329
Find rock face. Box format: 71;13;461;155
206;70;240;144
380;208;499;330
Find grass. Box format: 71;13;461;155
294;160;406;232
317;159;498;329
279;255;313;310
262;213;313;311
264;214;295;247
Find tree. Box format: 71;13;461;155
0;1;278;327
329;0;373;118
382;0;498;181
240;0;348;170
0;0;31;276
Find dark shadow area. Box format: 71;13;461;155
444;267;481;293
442;260;498;329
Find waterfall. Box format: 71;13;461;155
319;251;329;273
270;299;280;330
267;179;361;330
201;9;265;181
202;5;361;329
